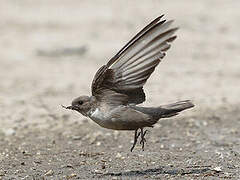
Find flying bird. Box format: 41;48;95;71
63;15;194;151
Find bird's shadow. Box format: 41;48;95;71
98;165;217;178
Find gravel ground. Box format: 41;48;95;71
0;0;240;179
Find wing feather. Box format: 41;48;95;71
107;15;165;67
91;15;178;105
109;20;175;70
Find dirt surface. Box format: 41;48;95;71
0;0;240;179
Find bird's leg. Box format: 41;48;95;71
139;128;148;151
130;129;141;152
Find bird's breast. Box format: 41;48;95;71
89;108;108;126
88;107;124;130
89;108;105;120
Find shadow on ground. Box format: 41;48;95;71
99;165;221;178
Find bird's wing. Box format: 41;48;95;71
91;15;178;105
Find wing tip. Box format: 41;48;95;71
167;35;177;42
165;27;179;35
157;14;165;20
166;19;175;24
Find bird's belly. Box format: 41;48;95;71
89;108;134;130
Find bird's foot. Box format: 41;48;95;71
130;128;148;152
130;129;141;152
140;129;148;151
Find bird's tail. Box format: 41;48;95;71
160;100;194;118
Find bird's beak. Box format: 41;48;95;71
62;105;77;110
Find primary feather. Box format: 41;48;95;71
91;15;178;105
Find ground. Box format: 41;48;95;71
0;0;240;179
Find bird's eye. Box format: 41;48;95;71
78;101;83;105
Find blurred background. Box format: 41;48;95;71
0;0;240;178
0;0;239;131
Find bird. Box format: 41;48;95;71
63;15;194;152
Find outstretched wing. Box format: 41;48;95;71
91;15;178;106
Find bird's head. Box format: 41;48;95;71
63;96;92;116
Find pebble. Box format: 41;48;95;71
116;153;122;158
213;167;222;172
115;153;125;159
68;173;77;178
45;169;54;176
72;136;81;140
94;169;103;174
0;170;5;176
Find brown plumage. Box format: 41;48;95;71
63;15;194;151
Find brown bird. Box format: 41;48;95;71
63;15;194;151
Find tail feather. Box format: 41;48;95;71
130;100;194;120
160;100;194;118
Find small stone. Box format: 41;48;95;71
34;160;42;164
0;170;5;176
66;164;74;168
202;121;208;126
94;169;103;174
68;173;77;178
45;169;54;176
116;153;122;158
105;133;111;136
72;136;81;140
213;167;222;172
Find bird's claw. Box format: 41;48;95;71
130;128;148;152
140;138;146;144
